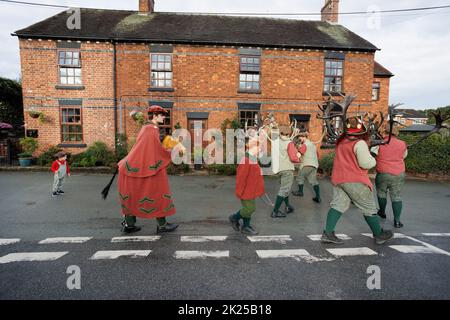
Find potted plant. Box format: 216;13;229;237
18;137;38;167
193;147;203;170
28;110;42;119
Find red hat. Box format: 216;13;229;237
147;105;168;114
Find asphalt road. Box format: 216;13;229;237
0;172;449;300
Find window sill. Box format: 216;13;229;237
56;85;85;90
322;91;345;97
57;143;87;148
238;90;261;94
148;87;175;92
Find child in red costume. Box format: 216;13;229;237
229;138;265;235
51;151;70;197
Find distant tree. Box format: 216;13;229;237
0;77;23;136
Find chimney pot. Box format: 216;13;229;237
321;0;339;24
139;0;155;14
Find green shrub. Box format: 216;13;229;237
83;141;116;166
115;133;128;161
206;164;237;176
37;146;63;166
19;137;38;154
319;152;335;175
167;163;191;175
69;141;116;167
399;134;450;175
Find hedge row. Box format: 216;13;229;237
318;134;450;175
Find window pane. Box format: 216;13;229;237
157;63;165;70
60;77;67;84
73;52;79;59
59;58;65;65
151;63;157;70
164;63;171;70
74;77;82;85
59;51;65;59
66;51;73;59
151;55;158;62
67;77;75;85
158;55;165;62
74;69;81;76
165;55;171;62
60;68;67;76
67;68;74;76
72;58;79;66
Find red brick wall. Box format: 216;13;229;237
19;39;115;155
19;39;390;158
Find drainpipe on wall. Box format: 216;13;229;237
112;41;118;147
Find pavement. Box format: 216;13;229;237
0;172;449;300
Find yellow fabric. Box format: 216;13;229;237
162;135;179;149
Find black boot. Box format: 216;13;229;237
377;209;386;219
121;224;141;234
157;222;179;233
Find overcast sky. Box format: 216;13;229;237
1;0;449;109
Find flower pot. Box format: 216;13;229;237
19;158;33;167
29;112;40;119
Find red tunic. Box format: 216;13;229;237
376;136;407;175
331;138;373;190
236;155;265;200
117;125;176;219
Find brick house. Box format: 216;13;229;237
394;109;428;126
13;0;393;157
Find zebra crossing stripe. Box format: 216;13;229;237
0;252;68;264
389;245;443;254
247;235;292;244
326;247;377;257
174;251;229;259
0;239;20;246
307;234;351;241
256;249;310;258
90;250;151;260
111;236;161;243
39;237;92;244
361;233;406;239
422;233;450;237
181;236;228;242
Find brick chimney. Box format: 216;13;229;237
139;0;155;14
321;0;339;23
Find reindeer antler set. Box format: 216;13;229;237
244;111;301;143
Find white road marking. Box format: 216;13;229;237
0;239;20;246
180;236;227;242
389;245;443;254
308;234;351;241
361;233;406;239
111;236;161;243
256;249;335;263
362;232;450;256
90;250;151;260
0;252;68;264
174;250;229;259
422;233;450;237
326;247;378;257
247;235;292;244
39;237;92;244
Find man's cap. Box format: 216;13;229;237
147;105;168;114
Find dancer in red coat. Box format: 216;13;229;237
118;105;180;234
229;138;265;235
